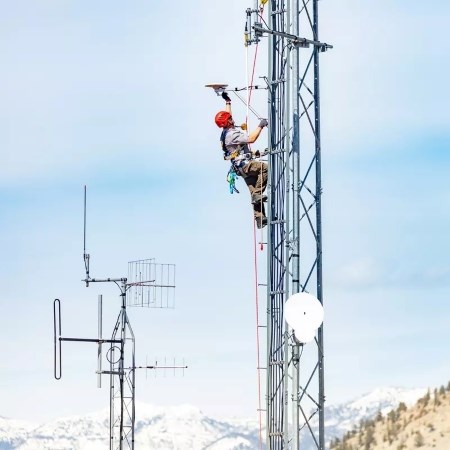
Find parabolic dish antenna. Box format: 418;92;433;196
292;327;316;344
285;292;324;344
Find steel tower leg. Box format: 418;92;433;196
110;282;136;450
265;0;329;448
313;0;326;446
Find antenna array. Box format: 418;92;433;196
53;188;184;450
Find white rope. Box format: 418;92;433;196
245;43;250;130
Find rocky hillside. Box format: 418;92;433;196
330;382;450;450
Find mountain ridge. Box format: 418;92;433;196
0;387;429;450
331;382;450;450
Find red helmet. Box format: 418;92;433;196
215;111;232;128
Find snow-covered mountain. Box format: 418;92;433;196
0;387;427;450
0;416;37;450
1;404;260;450
322;387;427;443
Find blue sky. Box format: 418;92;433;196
1;0;450;423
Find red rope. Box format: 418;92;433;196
253;217;263;450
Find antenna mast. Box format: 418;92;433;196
54;188;182;450
247;0;332;448
83;185;90;286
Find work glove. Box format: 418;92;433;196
254;149;268;158
222;92;231;102
258;118;268;128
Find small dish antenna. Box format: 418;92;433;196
205;83;228;95
285;292;324;344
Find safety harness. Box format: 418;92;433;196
220;128;253;194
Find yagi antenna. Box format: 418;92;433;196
83;185;90;286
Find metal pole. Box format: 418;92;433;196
83;185;90;286
292;0;301;447
284;0;292;445
313;0;325;447
98;295;103;389
131;339;136;449
110;341;114;450
292;344;300;448
83;186;87;256
266;2;274;447
119;283;127;450
127;315;136;449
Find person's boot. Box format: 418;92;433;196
256;216;268;229
251;193;268;204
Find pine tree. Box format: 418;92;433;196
388;410;396;422
330;437;340;449
420;390;431;406
434;388;441;407
364;425;376;450
397;402;407;413
414;431;425;447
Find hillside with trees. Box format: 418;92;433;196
330;382;450;450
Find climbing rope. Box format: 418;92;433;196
252;216;263;450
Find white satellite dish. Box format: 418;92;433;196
285;293;324;343
292;326;316;344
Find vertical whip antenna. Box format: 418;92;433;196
83;185;90;286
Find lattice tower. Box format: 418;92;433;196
263;0;331;448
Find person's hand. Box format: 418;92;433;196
222;92;231;102
258;118;268;128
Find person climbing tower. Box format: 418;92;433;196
215;92;269;229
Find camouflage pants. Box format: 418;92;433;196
241;161;268;220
